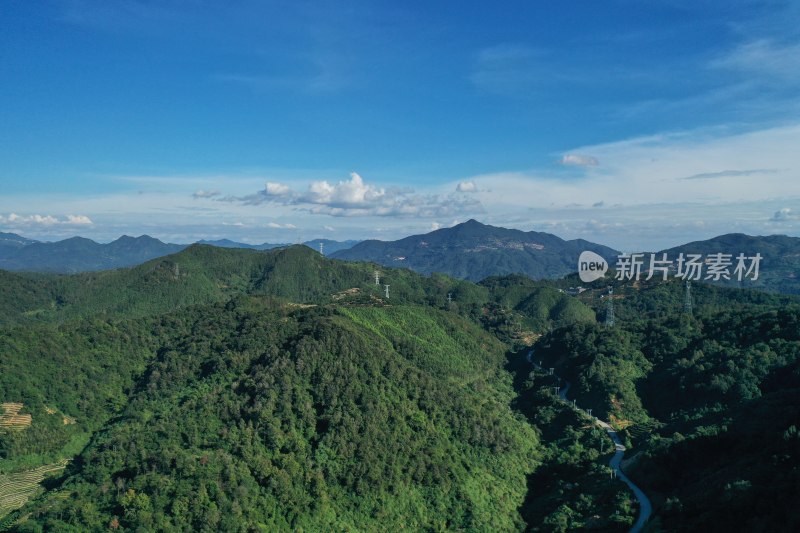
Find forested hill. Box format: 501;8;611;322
331;219;619;281
3;243;798;530
530;276;800;531
0;244;602;531
0;244;490;327
1;301;542;531
661;233;800;294
0;233;359;274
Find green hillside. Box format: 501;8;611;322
1;245;605;531
532;277;800;531
2;301;540;531
3;244;796;531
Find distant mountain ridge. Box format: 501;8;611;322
0;235;186;273
660;232;800;294
2;224;799;293
0;234;359;273
332;219;620;282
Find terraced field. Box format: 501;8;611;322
0;461;68;520
0;403;32;430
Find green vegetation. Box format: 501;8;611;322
4;302;539;531
0;461;67;522
2;243;797;531
509;358;638;532
535;277;800;531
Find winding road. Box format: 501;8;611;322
527;351;652;533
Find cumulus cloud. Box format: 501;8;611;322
0;213;94;226
559;154;599;167
302;173;385;207
456;181;478;193
65;215;94;225
771;208;798;221
222;172;484;218
265;182;291;196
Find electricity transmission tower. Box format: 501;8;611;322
684;280;693;314
374;270;380;285
318;242;324;255
447;293;452;305
605;286;615;328
384;284;390;299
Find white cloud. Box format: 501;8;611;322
265;182;291;196
323;225;335;231
0;213;94;226
456;180;478;193
303;172;384;207
65;214;94;225
771;208;798;221
713;39;800;83
227;172;484;218
559;154;599;167
192;189;221;199
266;222;297;229
679;168;777;181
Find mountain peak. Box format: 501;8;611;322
460;218;484;227
333;220;618;281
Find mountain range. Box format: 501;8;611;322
660;232;800;294
2;222;800;294
0;234;359;273
1;243;798;531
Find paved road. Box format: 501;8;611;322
528;350;652;533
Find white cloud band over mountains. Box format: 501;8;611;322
219;172;484;218
0;213;93;227
2;122;799;250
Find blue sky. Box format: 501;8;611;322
1;0;799;250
